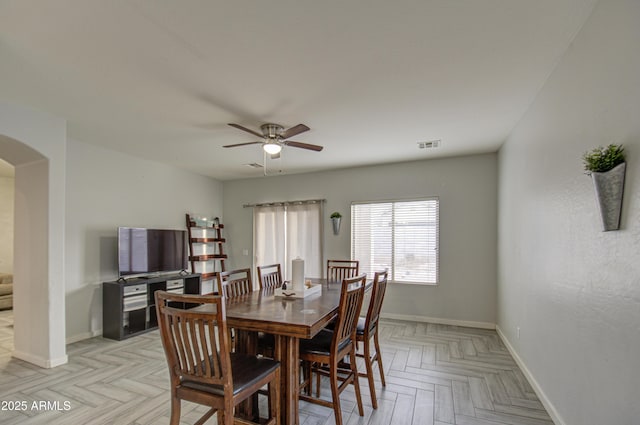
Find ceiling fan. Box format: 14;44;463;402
224;123;323;158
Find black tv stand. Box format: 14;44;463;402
102;273;202;340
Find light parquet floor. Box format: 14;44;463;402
0;310;553;425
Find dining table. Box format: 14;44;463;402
222;277;365;425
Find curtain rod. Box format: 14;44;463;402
243;198;326;208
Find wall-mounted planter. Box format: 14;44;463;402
331;217;341;235
591;162;626;231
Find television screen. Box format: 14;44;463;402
118;227;188;276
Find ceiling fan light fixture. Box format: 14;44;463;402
263;142;282;155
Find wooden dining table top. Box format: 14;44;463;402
223;278;346;339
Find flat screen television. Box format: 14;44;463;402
118;227;188;277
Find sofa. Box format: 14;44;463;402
0;273;12;310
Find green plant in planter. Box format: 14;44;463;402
330;212;342;219
582;144;625;173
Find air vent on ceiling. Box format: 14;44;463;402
244;163;263;168
418;139;441;149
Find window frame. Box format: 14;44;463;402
350;197;439;285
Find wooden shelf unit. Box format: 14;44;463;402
185;214;227;290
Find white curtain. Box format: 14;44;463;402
254;202;323;280
253;205;286;271
286;203;322;279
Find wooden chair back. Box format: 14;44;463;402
327;259;359;282
354;270;389;410
155;290;281;425
257;263;283;290
364;270;388;335
332;274;367;353
217;268;253;298
155;291;232;390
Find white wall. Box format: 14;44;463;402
497;1;640;424
65;139;223;341
0;176;14;274
223;154;497;326
0;101;67;368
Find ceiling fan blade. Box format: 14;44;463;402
281;124;310;140
285;141;324;151
223;141;262;148
228;123;263;138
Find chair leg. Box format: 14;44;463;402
363;338;378;409
302;360;312;396
374;331;386;386
315;362;322;397
329;362;343;425
270;368;281;425
349;347;364;417
169;395;181;425
221;406;234;425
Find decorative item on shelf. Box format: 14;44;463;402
330;211;342;235
582;144;626;231
191;214;208;227
213;217;220;228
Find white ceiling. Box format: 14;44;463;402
0;0;596;180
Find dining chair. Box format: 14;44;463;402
217;268;253;298
355;270;388;409
326;259;359;282
255;264;284;357
257;263;283;290
216;269;254;352
299;274;366;425
155;291;281;425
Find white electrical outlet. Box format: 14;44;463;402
517;326;521;339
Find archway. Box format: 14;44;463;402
0;102;67;367
0;159;13;274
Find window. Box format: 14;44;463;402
253;202;323;280
351;198;439;284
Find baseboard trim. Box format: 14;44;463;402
12;350;68;369
66;329;102;344
380;312;495;330
495;325;564;425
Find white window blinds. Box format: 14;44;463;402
351;198;439;284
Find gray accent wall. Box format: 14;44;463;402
223;154;497;326
497;1;640;424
